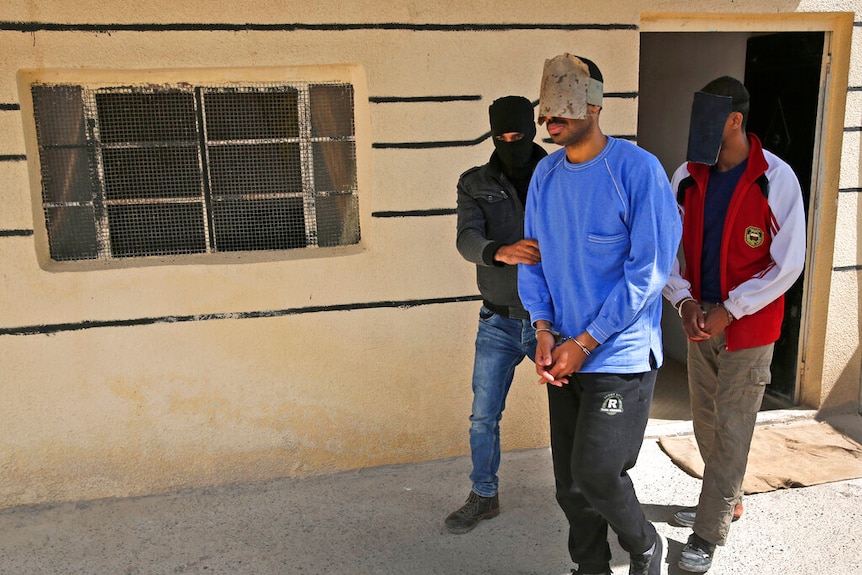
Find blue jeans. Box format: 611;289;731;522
469;306;537;497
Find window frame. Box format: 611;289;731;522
17;65;371;271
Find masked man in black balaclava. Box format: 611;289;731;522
447;96;547;534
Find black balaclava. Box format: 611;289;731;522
489;96;537;179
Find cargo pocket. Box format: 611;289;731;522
744;366;771;401
748;366;772;386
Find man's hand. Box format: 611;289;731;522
537;341;578;386
534;330;560;385
494;239;541;265
702;305;732;336
680;299;710;341
535;331;598;387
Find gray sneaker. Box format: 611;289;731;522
672;503;743;528
678;533;716;573
444;491;499;534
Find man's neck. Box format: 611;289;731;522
716;131;750;172
565;132;608;164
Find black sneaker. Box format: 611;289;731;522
678;533;716;573
629;532;666;575
444;491;499;534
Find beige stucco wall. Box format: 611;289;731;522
0;1;859;509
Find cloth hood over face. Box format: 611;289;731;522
538;53;603;125
489;95;537;176
686;75;751;164
686;92;733;164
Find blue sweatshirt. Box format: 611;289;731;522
518;137;681;373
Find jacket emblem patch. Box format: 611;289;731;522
745;226;764;248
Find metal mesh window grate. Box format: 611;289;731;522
30;80;359;262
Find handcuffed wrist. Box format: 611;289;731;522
561;336;591;357
535;327;560;340
676;297;698;317
719;304;734;325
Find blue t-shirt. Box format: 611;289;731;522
701;159;747;303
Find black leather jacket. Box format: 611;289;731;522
455;144;547;319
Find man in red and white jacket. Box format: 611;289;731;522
663;76;806;573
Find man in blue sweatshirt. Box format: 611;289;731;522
518;53;681;575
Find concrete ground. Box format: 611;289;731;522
0;408;860;575
0;364;858;574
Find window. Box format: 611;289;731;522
26;75;361;263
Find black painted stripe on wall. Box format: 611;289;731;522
0;294;483;336
374;137;486;149
0;22;638;33
0;154;26;161
370;95;481;103
372;209;455;217
0;229;33;237
0;103;20;110
370;92;637;103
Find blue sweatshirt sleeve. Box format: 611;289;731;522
518;162;554;327
587;155;682;343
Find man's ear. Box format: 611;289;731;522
729;111;744;129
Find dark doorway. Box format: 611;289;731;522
744;32;823;403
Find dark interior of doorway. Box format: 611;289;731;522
744;32;823;404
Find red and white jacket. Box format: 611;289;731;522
663;133;806;351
